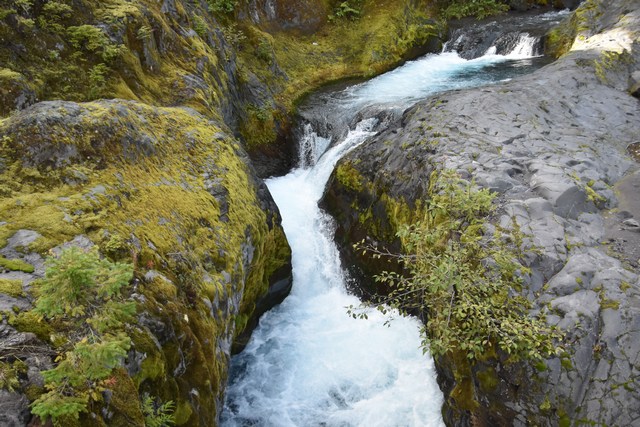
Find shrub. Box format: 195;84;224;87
207;0;237;13
329;0;363;22
66;25;124;62
351;170;563;363
438;0;509;20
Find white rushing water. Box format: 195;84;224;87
222;120;444;427
222;21;553;427
344;32;541;108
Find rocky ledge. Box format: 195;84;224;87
322;0;640;425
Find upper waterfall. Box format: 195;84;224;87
293;9;569;164
444;9;570;59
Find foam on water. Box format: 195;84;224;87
343;41;539;108
222;122;444;427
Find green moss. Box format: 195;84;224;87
335;162;364;192
173;399;193;425
0;361;22;391
9;310;53;342
600;298;620;310
0;256;34;273
558;408;571;427
0;279;24;297
535;360;548;372
0;68;22;80
561;356;574;370
107;368;145;427
476;367;499;392
24;383;45;401
234;313;249;334
451;377;479;411
138;353;166;384
545;23;574;58
539;395;552;412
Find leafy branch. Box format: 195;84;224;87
350;169;563;364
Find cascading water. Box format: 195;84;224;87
222;10;568;427
298;123;331;168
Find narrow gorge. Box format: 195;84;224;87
0;0;639;426
223;11;568;426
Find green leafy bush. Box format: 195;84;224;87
66;25;124;62
439;0;509;20
207;0;237;13
352;170;563;363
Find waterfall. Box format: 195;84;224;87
298;123;332;168
507;33;542;58
445;9;569;60
221;9;568;427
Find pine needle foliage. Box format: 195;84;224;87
351;170;563;364
30;247;136;424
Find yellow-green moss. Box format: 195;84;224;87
0;99;290;424
600;298;620;310
106;368;145;427
336;162;364;192
172;399;193;425
476;367;499;392
0;279;24;297
8;310;53;342
0;361;23;391
0;256;34;273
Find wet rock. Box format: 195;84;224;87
0;390;30;427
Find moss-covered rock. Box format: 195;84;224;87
0;0;444;176
0;99;291;425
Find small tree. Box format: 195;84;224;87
351;170;562;363
31;247;136;424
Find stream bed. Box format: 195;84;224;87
221;10;569;427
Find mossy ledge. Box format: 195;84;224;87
0;99;291;425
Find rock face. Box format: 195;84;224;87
0;100;291;425
323;0;640;425
240;0;329;34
